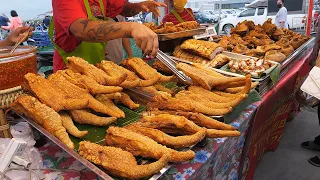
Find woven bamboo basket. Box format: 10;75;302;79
0;86;23;138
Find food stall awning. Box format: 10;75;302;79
245;0;268;8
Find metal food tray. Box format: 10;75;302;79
158;28;206;41
16;113;172;180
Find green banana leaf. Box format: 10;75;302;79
269;64;281;86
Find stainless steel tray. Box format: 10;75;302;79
158;28;206;41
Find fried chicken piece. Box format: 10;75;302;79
60;112;88;138
262;18;277;35
281;45;294;56
70;110;117;126
140;114;240;138
219;36;234;51
147;92;232;116
265;50;286;63
175;21;200;30
231;22;249;35
122;58;174;83
10;96;74;149
143;22;157;30
232;44;249;54
207;54;231;68
125;124;206;148
23;73;89;112
244;20;255;30
264;44;282;52
180;39;224;59
48;73;123;117
271;28;284;41
173;46;208;64
106;127;195;162
176;63;246;90
66;56;127;86
79;141;169;180
152;60;174;75
146;110;236;130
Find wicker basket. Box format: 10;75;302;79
0;86;23;138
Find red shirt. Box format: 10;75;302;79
162;8;195;25
52;0;125;72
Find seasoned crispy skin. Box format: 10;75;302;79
79;141;169;180
60;112;88;138
66;56;127;86
154;83;174;95
105;127;195;162
125;124;206;148
70;110;117;126
173;46;208;64
152;60;174;75
122;58;174;83
119;92;140;110
225;81;258;94
206;129;241;138
147;92;233;116
10;96;74;149
48;73;123;117
180;39;224;59
95;94;125;117
207;54;231;68
58;70;122;95
23;73;89;112
96;92;139;110
176;63;246;90
146;21;199;34
145;110;236;131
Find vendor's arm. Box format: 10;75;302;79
122;37;132;58
120;1;166;17
70;19;158;57
0;26;33;47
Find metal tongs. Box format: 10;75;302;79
11;28;31;53
156;50;193;85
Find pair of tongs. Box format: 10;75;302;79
156;50;193;85
128;87;154;100
11;28;31;53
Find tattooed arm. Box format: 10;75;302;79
120;1;166;17
70;18;159;57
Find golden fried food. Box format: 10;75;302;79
154;83;174;95
265;50;286;63
119;92;140;110
146;21;199;34
180;39;224;59
231;22;248;35
23;73;89;112
122;58;174;83
48;73;123;117
281;45;294;56
207;54;231;68
58;70;123;95
60;112;88;138
146;110;236;131
106;127;195;162
143;22;157;30
79;141;169;180
262;18;277;35
70;110;117;126
176;63;246;90
136;86;160;96
152;60;173;75
206;129;240;138
66;56;127;86
175;21;200;30
225;81;258;94
95;94;125;117
173;46;208;64
232;44;249;54
10;95;74;149
125;124;206;148
264;44;282;52
96;92;139;110
219;36;234;51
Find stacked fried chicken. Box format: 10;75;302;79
219;19;310;63
144;21;200;34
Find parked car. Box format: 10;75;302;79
195;11;218;24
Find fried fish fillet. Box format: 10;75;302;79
66;56;127;86
225;81;258;94
60;112;88;138
23;73;88;112
145;110;236;131
125;124;206;148
180;39;224;59
122;58;174;83
48;73;123;118
95;94;125;117
96;92;139;110
70;110;117;126
119;92;140;110
154;83;174;95
58;70;123;95
173;46;208;64
106;127;195;162
10;96;74;149
176;63;246;90
79;141;169;180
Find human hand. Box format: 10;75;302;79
130;23;158;58
138;1;167;17
6;26;33;45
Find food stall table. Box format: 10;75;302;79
240;49;313;180
36;105;257;180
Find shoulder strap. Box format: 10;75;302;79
84;0;107;20
185;8;194;19
171;9;184;23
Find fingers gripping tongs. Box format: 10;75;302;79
156;50;193;85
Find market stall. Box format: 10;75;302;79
0;11;315;180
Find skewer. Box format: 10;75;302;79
11;29;31;54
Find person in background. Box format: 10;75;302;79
275;0;288;29
0;13;9;40
162;0;194;25
105;15;132;64
1;10;23;31
43;16;51;29
0;26;33;47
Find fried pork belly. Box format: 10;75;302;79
207;54;231;68
10;95;74;149
180;39;224;59
176;63;246;90
48;73;123;117
79;141;169;180
122;58;174;83
66;56;127;86
70;110;117;126
106;127;195;162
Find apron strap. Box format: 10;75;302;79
84;0;107;20
171;9;184;23
185;8;194;20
